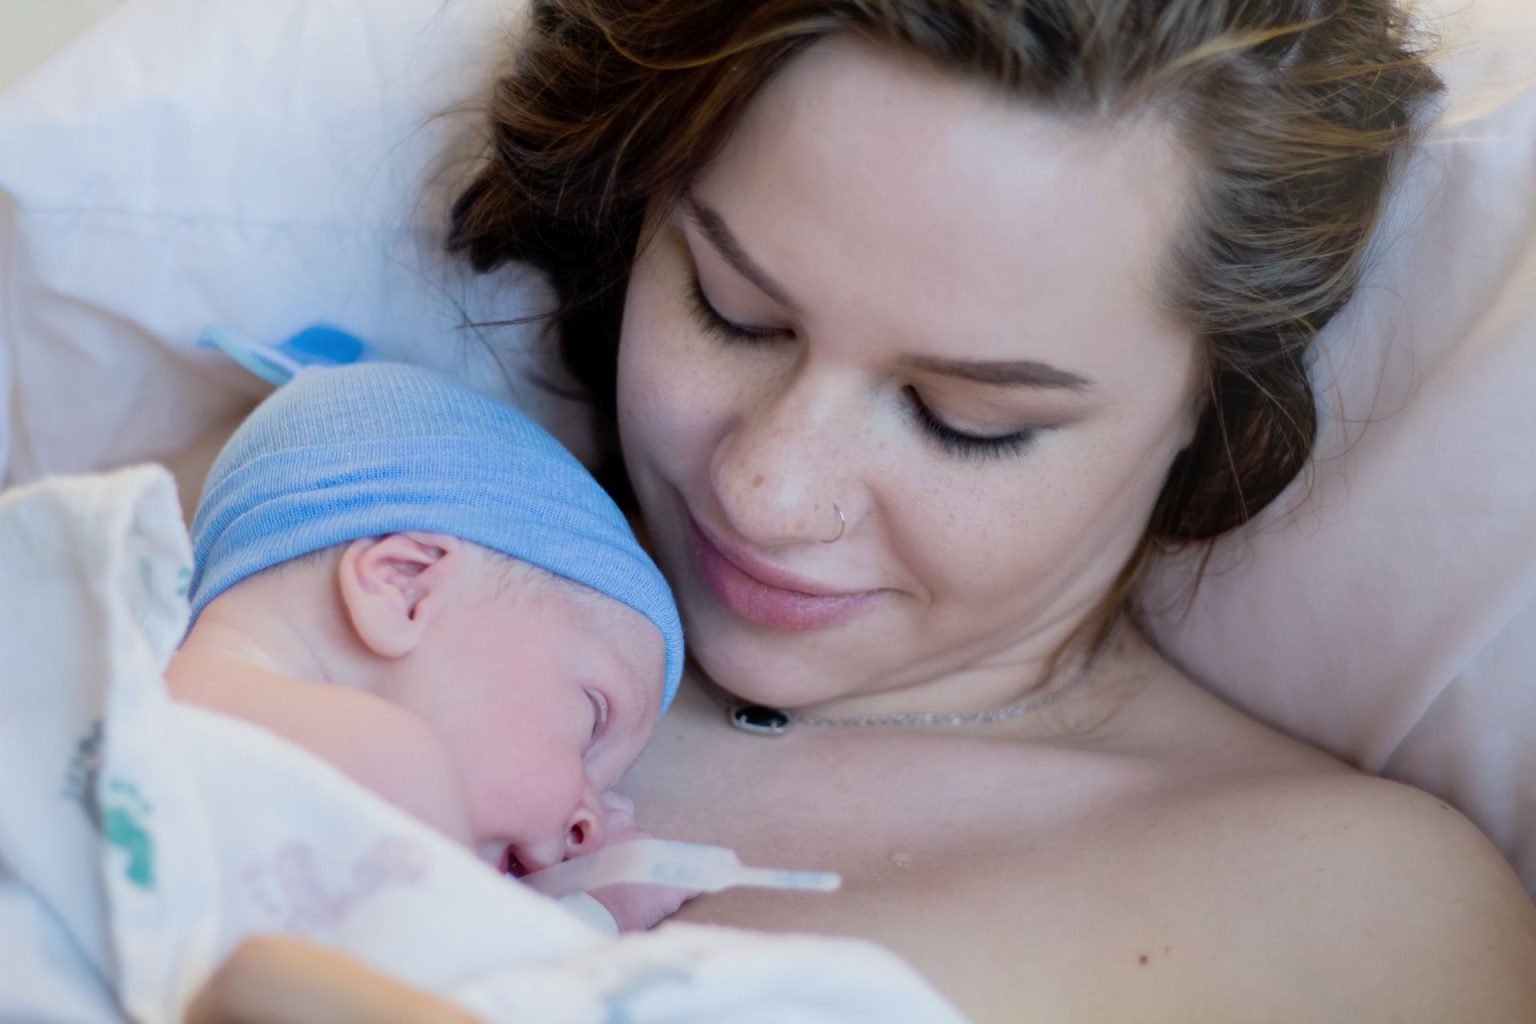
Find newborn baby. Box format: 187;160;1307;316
163;362;686;931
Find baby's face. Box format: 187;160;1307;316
377;557;666;876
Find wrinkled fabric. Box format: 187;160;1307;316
0;466;964;1023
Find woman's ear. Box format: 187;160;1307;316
336;533;466;659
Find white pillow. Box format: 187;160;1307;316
1141;0;1536;891
0;0;593;482
2;0;1533;891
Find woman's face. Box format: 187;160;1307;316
617;37;1203;712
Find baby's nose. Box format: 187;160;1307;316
564;796;603;857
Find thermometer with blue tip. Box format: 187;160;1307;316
197;323;369;385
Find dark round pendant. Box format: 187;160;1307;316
729;703;792;736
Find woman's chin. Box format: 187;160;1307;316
685;630;862;710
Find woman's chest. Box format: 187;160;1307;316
617;706;1226;1019
622;707;1124;862
645;758;1204;1022
621;712;1144;929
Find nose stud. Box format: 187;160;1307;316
822;503;846;544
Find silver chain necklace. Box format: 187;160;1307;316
725;619;1122;737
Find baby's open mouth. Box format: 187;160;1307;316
500;846;531;878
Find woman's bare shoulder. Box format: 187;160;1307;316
1152;770;1536;1019
1110;653;1536;1017
953;641;1536;1020
824;766;1536;1022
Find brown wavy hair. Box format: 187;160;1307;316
448;0;1442;625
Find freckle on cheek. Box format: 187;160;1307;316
752;474;765;489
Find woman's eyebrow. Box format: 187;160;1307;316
681;194;1091;393
904;355;1094;392
682;194;801;314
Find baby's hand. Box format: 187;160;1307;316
585;791;697;932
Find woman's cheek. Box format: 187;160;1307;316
619;337;679;448
617;268;675;433
619;279;717;479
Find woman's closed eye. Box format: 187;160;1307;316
904;386;1042;460
687;272;785;344
688;271;1044;461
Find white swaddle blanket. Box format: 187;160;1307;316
0;465;964;1024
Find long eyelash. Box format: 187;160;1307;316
687;273;780;344
905;387;1039;461
687;266;1034;461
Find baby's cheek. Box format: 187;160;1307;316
478;766;576;834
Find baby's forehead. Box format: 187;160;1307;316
482;550;625;616
484;549;667;691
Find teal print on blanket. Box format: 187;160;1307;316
102;779;156;890
61;725;158;890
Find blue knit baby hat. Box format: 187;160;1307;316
188;361;684;712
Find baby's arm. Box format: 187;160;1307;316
583;791;696;932
167;668;473;846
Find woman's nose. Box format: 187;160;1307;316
711;374;855;547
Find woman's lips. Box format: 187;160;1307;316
687;516;882;631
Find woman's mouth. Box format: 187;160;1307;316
687;516;882;631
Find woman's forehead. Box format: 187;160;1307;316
686;35;1196;374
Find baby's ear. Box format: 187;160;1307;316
336;532;465;658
